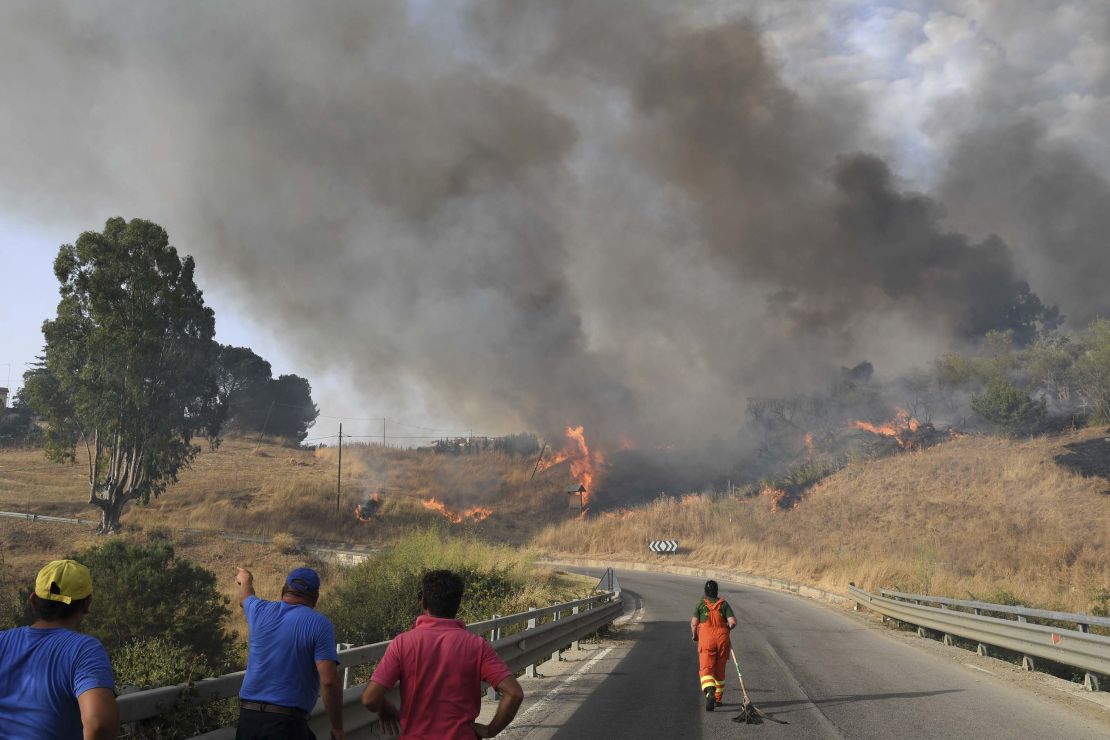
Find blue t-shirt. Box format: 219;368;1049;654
239;596;339;713
0;626;116;739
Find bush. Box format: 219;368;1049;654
69;540;235;662
271;532;300;554
114;637;238;739
324;531;529;646
970;379;1047;435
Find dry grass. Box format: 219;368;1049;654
0;436;570;544
535;429;1110;614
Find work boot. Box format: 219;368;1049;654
705;688;716;712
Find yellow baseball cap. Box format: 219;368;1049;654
34;560;93;604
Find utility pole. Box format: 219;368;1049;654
381;417;386;448
336;423;343;514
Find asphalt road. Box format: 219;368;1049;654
502;569;1109;739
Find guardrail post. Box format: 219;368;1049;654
571;606;581;651
1022;655;1035;672
976;643;989;658
943;634;954;646
526;609;538;678
1084;672;1101;692
487;615;502;700
550;603;562;664
1078;623;1090;634
337;643;352;689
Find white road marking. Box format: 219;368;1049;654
963;663;997;676
612;590;648;625
511;647;616;729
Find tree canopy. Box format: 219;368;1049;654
69;539;234;660
22;218;223;532
215;345;318;442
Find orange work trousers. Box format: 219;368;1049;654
698;628;730;696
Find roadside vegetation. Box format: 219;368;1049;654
0;528;586;738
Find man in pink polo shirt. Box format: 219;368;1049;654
361;570;524;739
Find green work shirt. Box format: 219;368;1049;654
693;599;735;623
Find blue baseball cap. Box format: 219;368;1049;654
285;567;321;593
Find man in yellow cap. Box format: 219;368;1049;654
0;559;118;739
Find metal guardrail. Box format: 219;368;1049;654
0;509;378;560
119;589;623;737
850;585;1110;691
0;509;98;526
878;588;1110;632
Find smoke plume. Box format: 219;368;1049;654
1;1;1106;455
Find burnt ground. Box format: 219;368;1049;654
1054;434;1110;494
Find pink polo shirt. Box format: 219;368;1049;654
371;615;513;740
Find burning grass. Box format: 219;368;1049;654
534;427;1110;615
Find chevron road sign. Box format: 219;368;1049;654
649;540;678;553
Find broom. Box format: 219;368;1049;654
729;648;788;725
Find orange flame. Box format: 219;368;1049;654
539;425;605;508
422;498;494;524
804;432;814;452
850;409;921;449
464;506;494;522
761;486;795;513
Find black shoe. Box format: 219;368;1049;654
705;688;716;712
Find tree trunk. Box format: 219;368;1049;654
96;497;127;534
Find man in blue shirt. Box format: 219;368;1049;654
236;566;344;740
0;559;118;739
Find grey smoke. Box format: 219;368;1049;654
0;1;1106;453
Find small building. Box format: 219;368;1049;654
0;387;8;409
566;483;586;511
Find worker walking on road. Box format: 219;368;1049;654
690;579;737;711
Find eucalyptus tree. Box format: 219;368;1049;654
23;218;223;532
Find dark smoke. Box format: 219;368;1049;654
0;1;1103;462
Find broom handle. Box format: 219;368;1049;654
729;647;751;704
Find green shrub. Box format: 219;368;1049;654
970;379;1047;435
114;637;238;739
69;540;234;662
324;531;529;646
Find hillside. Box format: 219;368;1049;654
535;428;1110;614
0;436;571;545
4;429;1109;615
0;437;590;637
